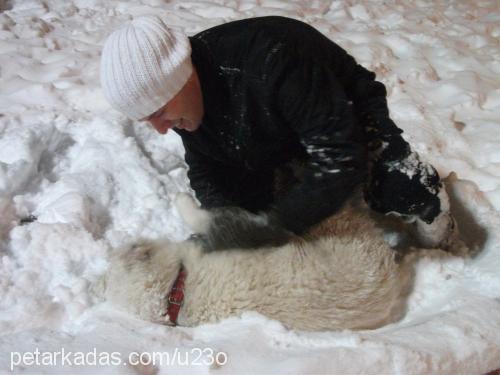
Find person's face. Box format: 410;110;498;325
141;70;204;134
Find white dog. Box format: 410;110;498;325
96;193;425;331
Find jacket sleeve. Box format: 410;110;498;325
339;51;404;141
269;56;367;234
182;137;237;209
182;136;276;212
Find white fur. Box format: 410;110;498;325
99;195;420;331
174;192;211;233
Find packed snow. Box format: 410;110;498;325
1;0;500;373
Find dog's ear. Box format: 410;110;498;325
174;193;211;233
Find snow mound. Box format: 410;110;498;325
1;0;499;373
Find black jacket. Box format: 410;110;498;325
175;16;401;234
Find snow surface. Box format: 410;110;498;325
1;0;500;374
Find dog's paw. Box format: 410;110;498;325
174;192;198;212
174;193;211;233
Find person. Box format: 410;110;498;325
100;15;457;249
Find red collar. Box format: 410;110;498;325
165;265;186;326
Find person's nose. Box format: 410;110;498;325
149;117;168;134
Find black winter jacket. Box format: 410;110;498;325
174;16;402;234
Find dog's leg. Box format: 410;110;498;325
175;193;293;251
174;193;211;233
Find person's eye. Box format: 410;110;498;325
151;110;162;119
145;108;163;121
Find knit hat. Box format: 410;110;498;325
100;16;193;120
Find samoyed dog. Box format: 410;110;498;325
98;193;425;331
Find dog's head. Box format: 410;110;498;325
98;239;183;323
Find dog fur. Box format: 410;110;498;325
96;193;420;331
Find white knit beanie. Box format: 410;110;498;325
100;16;193;120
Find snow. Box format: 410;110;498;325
1;0;500;373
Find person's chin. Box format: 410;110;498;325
182;119;200;132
